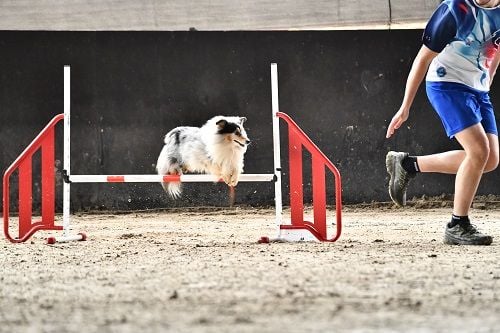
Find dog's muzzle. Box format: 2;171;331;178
234;139;250;147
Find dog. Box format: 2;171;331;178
156;116;250;198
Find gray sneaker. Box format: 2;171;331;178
385;151;415;207
444;220;493;245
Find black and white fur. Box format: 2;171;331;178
156;116;250;198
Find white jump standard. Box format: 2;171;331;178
3;64;342;244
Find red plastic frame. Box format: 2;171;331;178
277;112;342;242
3;114;64;243
3;112;341;243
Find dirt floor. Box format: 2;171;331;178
1;202;500;333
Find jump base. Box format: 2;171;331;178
47;232;87;244
259;223;335;243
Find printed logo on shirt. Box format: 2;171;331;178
437;66;447;77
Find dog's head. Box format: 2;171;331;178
214;116;251;149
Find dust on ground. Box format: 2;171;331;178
1;201;500;333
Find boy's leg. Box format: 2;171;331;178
452;124;490;215
386;133;498;207
443;124;493;245
416;134;499;174
416;150;464;174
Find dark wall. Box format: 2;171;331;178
1;31;499;212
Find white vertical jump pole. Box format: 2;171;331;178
271;63;283;234
49;66;85;243
63;66;71;236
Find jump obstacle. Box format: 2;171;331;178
3;64;342;244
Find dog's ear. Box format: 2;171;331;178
239;117;247;125
216;119;228;129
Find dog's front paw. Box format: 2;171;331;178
229;176;239;186
222;174;239;187
229;173;239;187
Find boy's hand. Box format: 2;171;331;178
386;107;409;138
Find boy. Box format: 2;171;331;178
386;0;500;245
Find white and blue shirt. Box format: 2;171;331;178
423;0;500;91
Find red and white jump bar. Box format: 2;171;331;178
68;174;275;183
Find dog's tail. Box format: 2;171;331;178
156;136;183;199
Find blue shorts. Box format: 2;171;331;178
426;81;498;138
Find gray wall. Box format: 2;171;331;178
1;30;499;212
0;0;440;30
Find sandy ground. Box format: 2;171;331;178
1;204;500;333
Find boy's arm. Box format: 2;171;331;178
386;1;455;139
386;45;438;139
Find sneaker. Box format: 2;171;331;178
385;151;415;207
444;220;493;245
